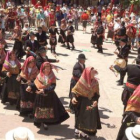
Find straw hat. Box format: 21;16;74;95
125;125;140;140
132;20;137;24
5;127;34;140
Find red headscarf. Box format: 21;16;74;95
21;56;38;79
72;67;99;99
34;62;57;89
3;51;21;70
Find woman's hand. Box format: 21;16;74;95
16;75;21;81
7;72;11;77
136;117;140;124
27;80;31;85
26;47;30;51
26;86;32;92
56;60;59;63
36;89;44;94
92;101;98;107
72;97;78;105
114;51;118;55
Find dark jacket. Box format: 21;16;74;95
36;54;57;70
25;40;40;53
125;64;140;86
72;62;85;80
118;44;130;59
69;62;85;98
35;31;48;46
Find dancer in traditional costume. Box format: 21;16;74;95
66;20;75;50
17;56;39;116
117;85;140;140
72;67;101;139
0;44;6;98
36;46;59;70
68;54;86;113
1;51;21;107
49;24;59;54
27;62;69;129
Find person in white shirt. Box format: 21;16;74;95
114;18;121;32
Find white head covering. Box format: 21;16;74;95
5;127;35;140
125;125;140;140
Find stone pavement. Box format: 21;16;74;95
0;25;137;140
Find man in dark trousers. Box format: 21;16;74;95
96;20;104;53
36;46;59;70
114;38;130;85
66;20;75;50
68;53;86;113
121;55;140;110
25;32;40;58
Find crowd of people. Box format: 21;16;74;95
0;0;140;140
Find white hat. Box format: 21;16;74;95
5;127;35;140
125;125;140;140
132;20;137;24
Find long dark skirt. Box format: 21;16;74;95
91;34;97;45
20;84;36;115
1;74;20;106
74;96;101;134
50;37;57;46
13;39;25;59
96;36;103;46
34;91;69;125
69;79;77;110
107;30;114;39
58;30;66;44
67;35;74;43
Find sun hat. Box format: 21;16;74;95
5;127;34;140
125;125;140;140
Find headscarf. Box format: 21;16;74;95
20;56;38;80
34;62;56;89
125;85;140;113
3;51;21;70
0;44;6;63
72;67;99;99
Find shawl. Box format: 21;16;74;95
125;85;140;113
34;62;56;89
72;67;99;99
20;56;38;80
3;51;21;71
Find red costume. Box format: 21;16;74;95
49;13;55;26
32;0;36;5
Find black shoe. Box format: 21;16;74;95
28;113;34;119
72;47;75;50
43;124;48;130
67;47;70;49
34;122;41;128
116;80;121;83
117;82;123;86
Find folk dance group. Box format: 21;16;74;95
0;48;101;140
1;1;140;140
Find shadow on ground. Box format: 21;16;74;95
37;124;74;139
59;97;69;106
99;107;112;119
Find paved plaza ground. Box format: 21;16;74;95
0;25;137;140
